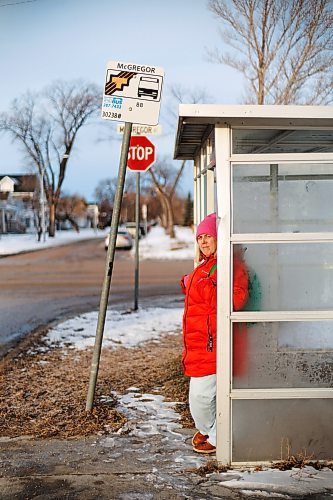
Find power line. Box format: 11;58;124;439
0;0;40;7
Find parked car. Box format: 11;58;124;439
125;222;146;239
104;228;133;250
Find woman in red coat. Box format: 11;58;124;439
181;213;248;454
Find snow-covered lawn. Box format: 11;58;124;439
0;228;108;256
44;306;183;351
137;225;194;260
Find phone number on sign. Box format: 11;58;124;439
102;111;122;119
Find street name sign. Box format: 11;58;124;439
127;136;155;172
117;124;162;135
101;60;164;125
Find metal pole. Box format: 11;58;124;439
142;203;147;236
86;122;132;411
134;172;140;311
40;167;46;242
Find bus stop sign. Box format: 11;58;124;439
127;136;155;172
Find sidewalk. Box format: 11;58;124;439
1;387;333;499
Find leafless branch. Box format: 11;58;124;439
207;0;333;104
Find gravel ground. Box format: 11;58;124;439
0;327;193;439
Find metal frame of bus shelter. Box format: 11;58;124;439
174;104;333;465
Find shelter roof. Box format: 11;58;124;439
174;104;333;160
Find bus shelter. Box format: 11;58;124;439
174;105;333;465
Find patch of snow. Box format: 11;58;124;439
119;392;181;437
136;226;194;260
217;466;333;497
0;228;108;256
103;388;205;473
44;307;183;350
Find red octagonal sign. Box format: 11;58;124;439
127;136;156;172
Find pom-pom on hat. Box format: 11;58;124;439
196;213;217;240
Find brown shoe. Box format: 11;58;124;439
192;431;209;447
193;440;216;454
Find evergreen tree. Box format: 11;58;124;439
183;192;193;226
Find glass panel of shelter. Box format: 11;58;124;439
232;163;333;233
232;321;333;389
232;399;333;462
227;127;333;463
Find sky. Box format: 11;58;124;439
0;0;243;201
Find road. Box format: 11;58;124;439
0;238;192;357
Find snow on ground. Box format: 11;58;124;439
136;225;194;260
215;466;333;498
0;225;195;259
44;306;183;350
0;228;108;256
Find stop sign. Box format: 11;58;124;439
127;136;155;172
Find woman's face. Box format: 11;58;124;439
197;234;217;258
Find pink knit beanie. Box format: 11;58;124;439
196;213;217;240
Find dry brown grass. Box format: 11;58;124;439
272;439;333;471
0;329;193;439
186;460;228;476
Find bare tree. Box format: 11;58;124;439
166;84;212;124
0;80;100;236
149;85;212;237
94;177;118;206
207;0;333;104
94;175;139;207
56;195;88;232
94;175;138;225
148;158;184;238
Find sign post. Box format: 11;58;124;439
127;136;156;311
134;171;140;311
86;60;163;411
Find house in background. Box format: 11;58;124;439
0;174;41;234
1;174;99;235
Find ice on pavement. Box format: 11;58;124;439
98;386;333;499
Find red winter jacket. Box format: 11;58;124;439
181;255;248;377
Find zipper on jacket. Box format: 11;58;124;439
207;316;213;352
